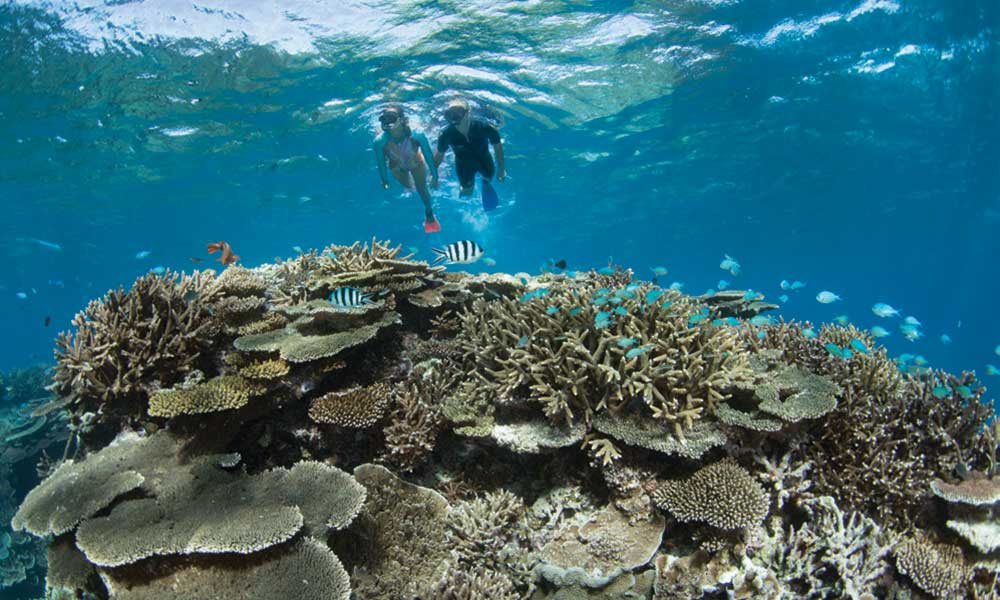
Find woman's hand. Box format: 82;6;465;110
382;181;390;190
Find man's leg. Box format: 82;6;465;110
455;155;477;197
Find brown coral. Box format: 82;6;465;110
53;270;220;415
455;281;751;438
147;375;258;418
653;458;769;530
308;383;391;428
895;538;968;599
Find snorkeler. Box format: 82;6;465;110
373;105;441;233
433;98;505;210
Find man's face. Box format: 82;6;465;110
445;105;467;126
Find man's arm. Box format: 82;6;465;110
434;131;448;167
492;141;505;181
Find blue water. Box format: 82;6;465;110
0;0;997;380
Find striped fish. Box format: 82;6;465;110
329;286;376;308
431;240;484;265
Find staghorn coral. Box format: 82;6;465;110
381;364;450;472
99;537;351;600
653;458;769;531
455;281;751;438
308;382;391;428
895;537;969;599
446;489;534;587
53;270;220;416
147;375;260;418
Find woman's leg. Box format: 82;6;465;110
390;167;414;191
409;163;435;221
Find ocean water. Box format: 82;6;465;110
0;1;997;377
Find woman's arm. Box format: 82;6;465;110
372;134;389;188
415;132;437;179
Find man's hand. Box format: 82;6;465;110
382;181;390;190
430;176;439;190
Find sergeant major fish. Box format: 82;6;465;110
431;241;484;265
329;286;377;309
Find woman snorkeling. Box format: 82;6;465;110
372;105;441;233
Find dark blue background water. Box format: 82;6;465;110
0;1;997;381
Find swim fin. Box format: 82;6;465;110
481;179;499;211
424;217;441;233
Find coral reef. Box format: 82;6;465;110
15;239;998;600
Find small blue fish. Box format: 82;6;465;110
834;315;850;325
407;246;419;255
717;279;730;290
520;291;537;302
546;306;560;315
802;328;817;339
913;355;928;366
517;335;530;348
996;345;1000;356
608;296;623;305
597;266;616;275
985;364;999;376
568;307;584;316
651;266;668;276
790;281;806;290
292;246;304;254
940;334;952;345
870;326;890;338
712;319;724;327
596;288;612;296
15;292;27;299
150;266;166;276
591;296;609;306
780;279;791;290
704;288;716;296
778;294;789;303
871;303;900;318
719;254;741;276
743;290;759;301
932;386;951;399
816;291;840;304
688;313;708;326
749;315;772;326
520;277;529;285
135;250;152;259
669;282;684;290
824;343;843;358
617;337;638;348
725;317;740;326
625;345;653;359
645;289;664;304
595;311;612;323
757;331;767;339
616;289;637;300
841;348;853;360
613;306;628;316
849;339;870;355
955;386;973;399
898;353;915;363
661;300;673;309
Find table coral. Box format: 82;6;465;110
308;382;391;428
147;375;259;418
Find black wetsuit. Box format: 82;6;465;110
436;119;501;189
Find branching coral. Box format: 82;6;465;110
381;368;448;472
653;458;769;531
53;270;220;416
746;320;993;529
455;281;751;439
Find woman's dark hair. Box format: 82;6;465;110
379;105;411;137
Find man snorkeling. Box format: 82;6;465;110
373;105;441;233
433;98;505;209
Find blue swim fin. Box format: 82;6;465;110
481;178;499;211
